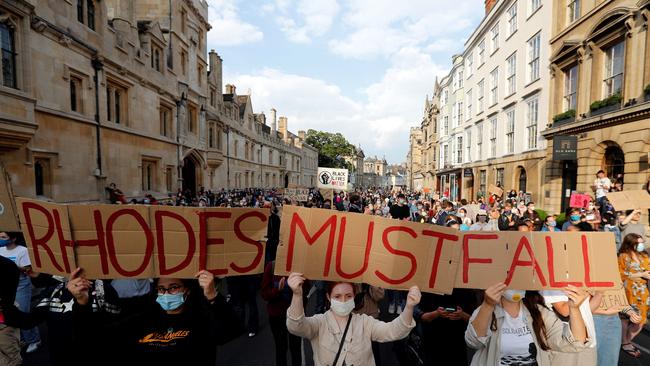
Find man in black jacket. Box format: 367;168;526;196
0;255;20;366
498;202;519;231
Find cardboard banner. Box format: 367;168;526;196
317;167;349;190
596;286;628;312
488;184;504;197
0;163;20;231
275;206;622;294
606;190;650;211
16;198;268;278
569;193;591;209
283;188;309;202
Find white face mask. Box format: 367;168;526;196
330;298;355;317
458;212;465;218
503;289;526;302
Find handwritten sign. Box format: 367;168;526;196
569;193;591;209
16;198;268;278
274;206;621;294
606;190;650;211
283;188;309;202
488;184;504;197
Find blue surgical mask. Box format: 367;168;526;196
548;221;556;227
503;289;526;302
156;293;185;311
0;239;11;247
570;215;581;222
637;243;646;253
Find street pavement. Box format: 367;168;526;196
21;292;650;366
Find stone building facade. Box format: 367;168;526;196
363;156;388;188
0;0;317;203
406;127;423;191
541;0;650;214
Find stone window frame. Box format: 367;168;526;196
159;100;174;138
141;157;160;192
0;12;23;90
105;77;130;126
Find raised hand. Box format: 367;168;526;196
287;272;305;295
196;270;217;301
66;268;91;306
406;286;421;307
564;285;588;309
484;283;506;307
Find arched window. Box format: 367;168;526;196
518;167;527;193
603;145;624;180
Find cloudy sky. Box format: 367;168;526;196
206;0;484;164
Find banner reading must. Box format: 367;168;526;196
274;206;622;294
16;198;268;278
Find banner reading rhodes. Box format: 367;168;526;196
16;198;268;278
274;206;622;294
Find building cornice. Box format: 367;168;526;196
542;102;650;138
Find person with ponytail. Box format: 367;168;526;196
465;283;589;365
617;233;649;358
286;273;420;366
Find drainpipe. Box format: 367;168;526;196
176;94;185;190
92;58;103;177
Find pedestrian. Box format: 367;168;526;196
497;202;518;231
0;254;20;366
521;202;542;231
457;207;473;227
261;261;301;366
469;210;494;231
418;289;477;366
540;215;561;232
354;284;386;365
562;208;583;231
389;193;410;220
465;283;589;365
0;231;41;353
67;268;243;364
591;291;640;365
584;200;601;231
592;170;611;215
619;209;649;243
266;200;281;264
618;233;650;358
228;274;261;337
286;273;420;366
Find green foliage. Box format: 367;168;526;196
305;129;355;170
590;93;622;111
556;212;567;227
552;109;575;122
534;209;548;222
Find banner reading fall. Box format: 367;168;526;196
16;198;268;278
274;206;622;294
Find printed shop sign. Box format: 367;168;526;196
274;206;622;294
16;198;268;278
317;167;349;191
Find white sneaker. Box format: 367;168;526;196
396;305;403;315
26;341;41;354
248;332;256;338
388;303;395;314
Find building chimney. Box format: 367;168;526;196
298;130;306;140
270;108;277;131
278;116;288;138
208;49;223;94
225;84;236;95
485;0;498;15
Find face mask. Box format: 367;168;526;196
144;199;150;204
156;293;186;311
548;221;556;227
637;242;646;253
399;199;406;205
570;215;581;222
503;289;526;302
330;298;355;317
458;212;465;218
504;210;511;215
478;216;487;223
0;238;11;247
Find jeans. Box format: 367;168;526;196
15;275;40;345
593;314;621;366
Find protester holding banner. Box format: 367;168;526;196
67;268;243;364
619;209;648;243
0;254;20;366
465;283;589;365
261;261;301;366
618;233;650;358
0;231;41;353
286;272;420;366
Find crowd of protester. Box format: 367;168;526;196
0;171;649;365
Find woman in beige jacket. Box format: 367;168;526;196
465;282;589;366
286;273;420;366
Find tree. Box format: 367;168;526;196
305;129;355;170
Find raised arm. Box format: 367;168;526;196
286;272;320;339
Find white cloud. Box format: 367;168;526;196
271;0;340;44
207;0;263;46
329;0;479;59
226;46;448;163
